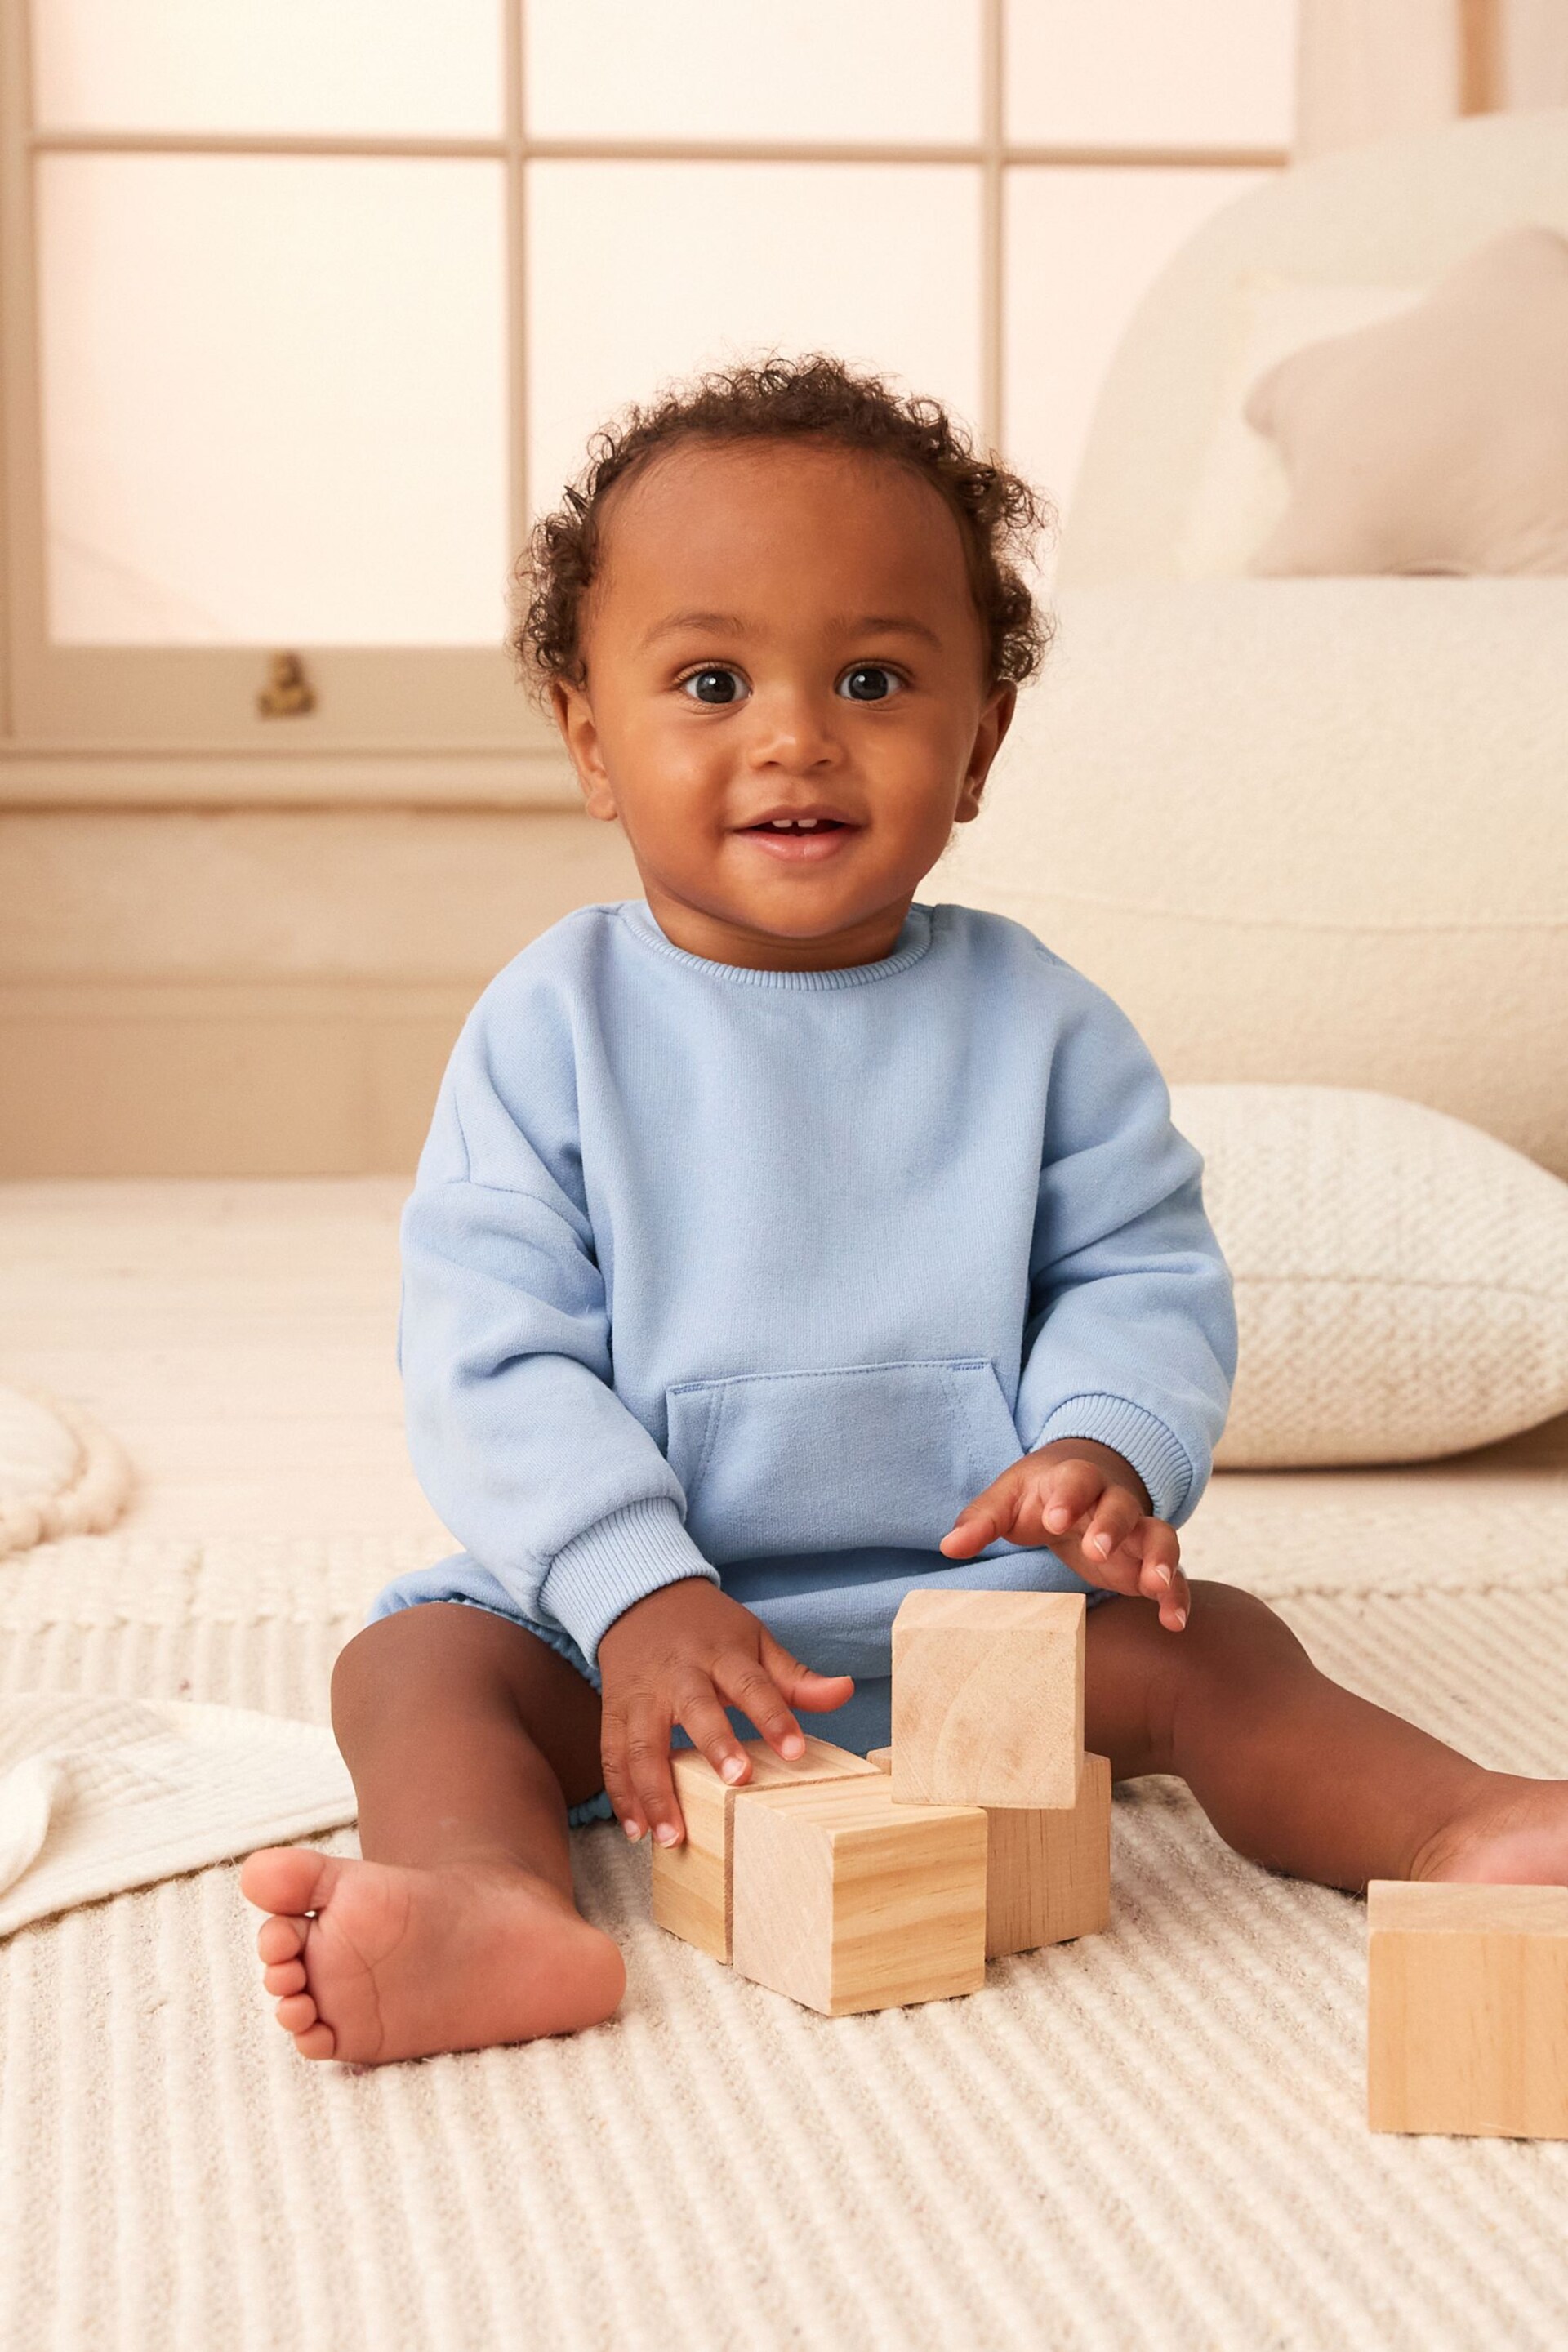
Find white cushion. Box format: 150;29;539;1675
1245;227;1568;579
1167;1085;1568;1467
1056;109;1568;587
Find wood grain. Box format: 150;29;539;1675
984;1753;1111;1958
891;1589;1085;1809
868;1738;1111;1956
650;1736;879;1963
1367;1878;1568;2138
729;1777;987;2016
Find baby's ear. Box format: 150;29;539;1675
957;682;1015;817
550;677;585;744
552;681;616;819
984;679;1018;756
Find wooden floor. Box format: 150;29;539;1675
2;1176;1562;1546
0;1178;451;1543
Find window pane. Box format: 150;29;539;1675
37;156;509;644
524;0;980;141
1004;167;1272;527
32;0;501;136
1007;0;1298;149
527;162;981;519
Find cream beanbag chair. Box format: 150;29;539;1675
934;580;1568;1184
1169;1084;1568;1467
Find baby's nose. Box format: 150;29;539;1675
743;692;842;771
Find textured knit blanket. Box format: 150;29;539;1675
2;1501;1566;2352
0;1693;354;1938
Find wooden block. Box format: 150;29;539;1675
1367;1880;1568;2139
649;1735;880;1962
729;1778;988;2016
984;1753;1111;1958
891;1589;1085;1810
869;1740;1111;1957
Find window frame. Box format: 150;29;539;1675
0;0;1288;809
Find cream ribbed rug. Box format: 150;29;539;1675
2;1496;1567;2352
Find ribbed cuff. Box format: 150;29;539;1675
541;1497;719;1664
1030;1395;1194;1526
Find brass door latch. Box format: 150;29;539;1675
256;650;317;718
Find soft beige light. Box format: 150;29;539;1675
525;161;982;519
1007;0;1298;148
31;0;502;136
524;0;981;142
36;154;510;644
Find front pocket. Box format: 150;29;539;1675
664;1358;1024;1564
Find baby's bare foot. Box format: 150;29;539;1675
1413;1773;1568;1889
238;1846;626;2064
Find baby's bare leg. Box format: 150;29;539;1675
239;1602;626;2064
338;1601;605;1886
1086;1581;1568;1893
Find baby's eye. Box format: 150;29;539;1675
679;666;749;705
837;665;903;703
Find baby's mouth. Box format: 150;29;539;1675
737;817;860;861
741;818;849;832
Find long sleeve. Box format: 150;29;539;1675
398;1001;718;1665
1013;963;1237;1529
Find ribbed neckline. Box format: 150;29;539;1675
615;898;937;991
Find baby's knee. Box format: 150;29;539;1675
1182;1579;1312;1686
329;1615;399;1737
328;1604;473;1731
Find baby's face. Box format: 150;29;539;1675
552;437;1014;970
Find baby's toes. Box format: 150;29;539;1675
240;1844;332;1922
271;1987;336;2061
275;1990;320;2036
264;1958;307;1997
256;1911;307;1967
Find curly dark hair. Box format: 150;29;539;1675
509;352;1054;702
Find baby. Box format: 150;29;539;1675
242;354;1568;2065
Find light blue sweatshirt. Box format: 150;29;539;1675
398;897;1237;1668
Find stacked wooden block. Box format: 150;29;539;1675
652;1590;1111;2016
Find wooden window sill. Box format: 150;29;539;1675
0;745;581;810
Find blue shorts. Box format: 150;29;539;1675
367;1544;1105;1828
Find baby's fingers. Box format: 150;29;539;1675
938;1498;996;1557
1036;1457;1110;1544
1079;1481;1143;1568
1131;1521;1188;1630
713;1646;808;1762
673;1683;755;1793
760;1630;855;1717
939;1466;1024;1557
602;1692;681;1846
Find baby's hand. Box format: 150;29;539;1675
595;1578;855;1847
939;1437;1188;1631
